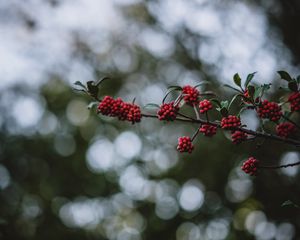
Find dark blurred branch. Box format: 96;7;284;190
260;161;300;169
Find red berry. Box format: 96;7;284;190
231;131;247;144
119;102;142;124
243;90;259;104
98;96;123;116
199;124;217;137
199;99;213;114
177;136;194;153
257;100;282;122
182;85;199;105
221;115;241;129
157;102;179;121
241;157;259;176
276;122;296;138
288;92;300;112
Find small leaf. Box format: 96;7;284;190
95;77;110;87
87;81;99;98
247;85;255;99
74;81;87;90
220;107;228;117
144;103;160;109
163;87;182;103
281;200;300;208
245;72;257;88
220;100;229;108
278;71;293;82
228;94;240;111
194;81;211;88
211;98;221;108
288;81;298;92
87;101;99;110
224;84;243;93
233;73;242;87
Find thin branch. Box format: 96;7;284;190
260;161;300;169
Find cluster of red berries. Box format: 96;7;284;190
182;85;199;105
177;136;194;153
157;102;179;121
276;122;296;138
199;124;217;136
257;100;282;122
97;96;141;124
199;99;213;113
288;91;300;112
221;115;241;129
241;157;259;176
231;131;247;144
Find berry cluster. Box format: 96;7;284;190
199;99;213;114
182;85;199;105
241;157;259;176
97;96;141;124
177;136;194;153
157;102;179;121
231;131;247;144
276;122;296;138
288;92;300;112
257;100;282;122
221;115;241;129
199;124;217;136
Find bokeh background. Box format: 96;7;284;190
1;0;300;239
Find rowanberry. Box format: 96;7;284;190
257;100;282;122
276;122;296;138
199;99;213;114
231;131;247;144
177;136;194;153
221;115;241;129
157;102;179;121
119;102;142;124
98;96;122;116
199;124;217;137
241;157;259;176
182;85;199;105
288;92;300;112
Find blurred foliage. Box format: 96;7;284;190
1;0;300;240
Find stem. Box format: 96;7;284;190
193;104;200;120
260;161;300;169
141;113;300;146
191;125;201;141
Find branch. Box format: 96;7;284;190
260;161;300;169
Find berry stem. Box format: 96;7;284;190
260;161;300;169
193;104;200;120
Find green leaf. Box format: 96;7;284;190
210;98;221;108
224;84;243;93
228;94;240;111
247;85;255;99
74;81;87;90
163;87;182;103
143;103;160;109
220;100;229;108
194;81;211;88
87;101;99;110
278;71;293;82
288;81;298;92
87;81;99;98
233;73;242;87
95;77;110;87
220;107;228;117
281;200;300;208
245;72;257;88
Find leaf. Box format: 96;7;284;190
233;73;242;87
281;200;300;208
74;81;87;90
143;103;160;109
278;71;293;82
247;85;255;99
95;77;110;87
288;81;298;92
87;101;99;110
220;100;229;108
87;81;99;98
163;87;182;103
245;72;257;88
228;94;241;111
194;81;211;88
210;98;221;108
224;84;243;93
